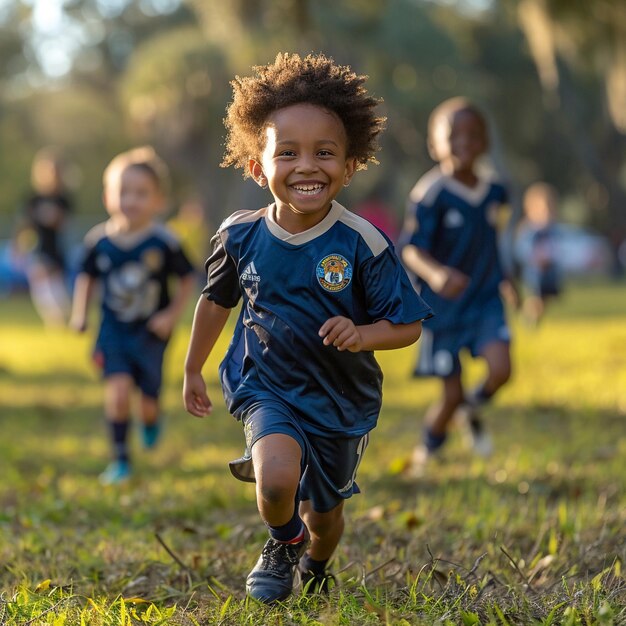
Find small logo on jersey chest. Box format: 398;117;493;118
443;208;464;228
95;253;112;272
316;254;352;292
241;261;261;283
142;249;164;272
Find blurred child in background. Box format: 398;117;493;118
15;147;72;326
183;53;431;602
401;97;515;473
515;182;563;326
70;147;195;485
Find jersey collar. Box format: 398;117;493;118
443;175;490;205
265;200;345;245
104;220;158;249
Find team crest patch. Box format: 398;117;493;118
142;249;163;272
316;254;352;292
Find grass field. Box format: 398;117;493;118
0;282;624;625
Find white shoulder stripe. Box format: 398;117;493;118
409;167;446;207
152;223;183;250
220;207;267;231
83;221;109;247
339;210;388;257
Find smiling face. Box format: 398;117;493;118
104;165;164;233
430;108;487;182
248;103;357;234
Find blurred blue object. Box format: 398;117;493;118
551;224;612;275
0;239;28;295
515;224;612;277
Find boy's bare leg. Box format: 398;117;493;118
297;500;343;593
404;374;464;474
427;373;464;436
300;500;344;561
478;340;511;398
104;373;133;422
460;340;511;457
246;433;306;602
251;433;302;526
140;394;159;425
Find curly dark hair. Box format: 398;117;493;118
221;52;386;177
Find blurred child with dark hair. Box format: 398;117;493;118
401;97;515;473
70;147;195;485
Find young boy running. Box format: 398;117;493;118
183;53;432;603
70;147;196;484
401;97;515;471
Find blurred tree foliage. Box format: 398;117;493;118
0;0;623;250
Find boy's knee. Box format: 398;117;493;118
493;361;512;387
442;382;464;408
256;469;299;506
105;375;133;419
106;395;130;420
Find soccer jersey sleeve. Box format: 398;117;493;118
79;241;100;277
80;247;95;276
407;197;441;253
360;246;433;324
76;223;107;277
202;231;241;308
166;242;195;277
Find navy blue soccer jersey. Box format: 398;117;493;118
404;167;509;331
80;221;194;330
203;201;432;437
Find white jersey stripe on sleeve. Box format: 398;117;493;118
338;210;388;257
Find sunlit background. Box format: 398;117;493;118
0;4;624;622
0;0;624;285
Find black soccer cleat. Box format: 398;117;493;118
246;530;310;603
299;568;336;595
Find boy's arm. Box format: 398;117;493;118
147;273;196;339
69;273;96;332
183;296;231;417
402;244;468;298
494;204;521;308
319;317;423;353
357;319;423;350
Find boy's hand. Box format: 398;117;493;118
500;279;520;309
319;316;363;352
430;266;469;299
147;310;175;340
68;315;87;333
183;372;212;417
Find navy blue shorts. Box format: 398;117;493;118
414;313;510;378
94;325;167;398
238;398;370;514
